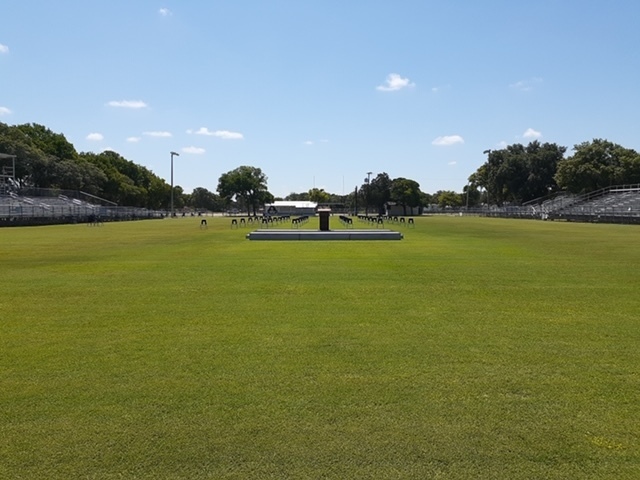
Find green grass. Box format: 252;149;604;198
1;216;639;479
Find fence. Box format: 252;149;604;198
426;187;640;225
0;190;163;227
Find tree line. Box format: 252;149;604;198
281;174;424;216
0;122;226;211
469;139;640;206
2;122;639;212
236;138;640;212
0;122;428;214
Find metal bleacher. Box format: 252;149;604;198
548;185;640;224
1;153;163;226
1;190;163;226
495;185;640;224
0;193;95;219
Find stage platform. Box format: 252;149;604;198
246;229;403;241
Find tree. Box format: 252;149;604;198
147;176;171;210
0;121;180;208
172;185;186;211
390;177;421;215
358;172;392;215
476;141;566;205
256;189;275;208
0;122;52;188
15;123;78;162
420;191;434;207
82;150;168;207
285;192;310;201
555;139;640;193
189;187;224;211
369;172;393;215
217;166;271;215
308;188;330;204
461;180;481;207
51;158;106;194
522;141;566;200
435;190;462;208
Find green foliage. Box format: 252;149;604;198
435;189;462;207
0;122;51;187
15;123;78;161
357;173;421;215
82;151;150;206
555;139;640;193
420;190;434;206
475;139;640;203
188;187;224;211
461;183;481;207
1;218;639;479
478;141;566;205
285;191;310;201
390;177;421;214
256;188;275;207
5;119;640;214
0;122;177;207
217;165;271;215
368;172;393;214
308;187;330;203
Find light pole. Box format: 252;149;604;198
465;182;470;211
483;149;492;210
170;151;180;217
365;171;372;216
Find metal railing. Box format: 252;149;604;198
0;192;164;227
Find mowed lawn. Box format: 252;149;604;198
1;216;639;479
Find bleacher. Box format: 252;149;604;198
548;186;640;224
539;194;578;215
477;185;640;225
0;191;163;226
0;193;96;218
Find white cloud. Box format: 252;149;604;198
143;131;172;137
431;84;451;93
0;106;12;116
182;146;205;154
190;127;244;139
523;128;542;139
215;130;244;140
107;100;148;109
496;141;508;149
304;139;329;146
191;127;215;136
159;8;172;16
0;44;8;54
432;135;464;146
376;73;415;92
86;132;104;141
126;136;141;143
448;161;457;166
510;77;543;92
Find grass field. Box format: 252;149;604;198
1;215;639;479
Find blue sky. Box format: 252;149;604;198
1;1;639;198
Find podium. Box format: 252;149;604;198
318;208;331;231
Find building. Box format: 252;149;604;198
264;201;318;216
385;202;422;216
